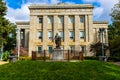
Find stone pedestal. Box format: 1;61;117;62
53;48;63;60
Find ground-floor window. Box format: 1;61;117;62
48;46;53;53
70;45;75;53
38;46;42;53
80;46;85;53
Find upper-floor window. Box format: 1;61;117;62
80;16;84;23
38;31;42;39
48;16;53;24
48;31;53;40
39;17;43;23
80;31;84;39
58;16;64;23
69;16;74;23
58;31;63;39
70;31;74;39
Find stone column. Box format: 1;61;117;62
24;29;29;51
105;28;108;45
88;15;93;42
64;15;69;50
43;15;48;50
53;15;58;48
74;15;80;51
85;15;88;42
29;16;37;56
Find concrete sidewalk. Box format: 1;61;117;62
112;62;120;66
0;61;8;65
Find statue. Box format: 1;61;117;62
53;33;63;60
55;33;61;48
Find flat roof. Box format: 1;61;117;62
16;21;30;25
29;4;94;9
93;21;108;24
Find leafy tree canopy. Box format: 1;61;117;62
109;0;120;57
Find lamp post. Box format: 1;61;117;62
16;28;20;60
99;28;105;56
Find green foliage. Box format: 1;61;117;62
0;0;16;51
2;51;10;61
84;56;98;60
0;60;120;80
110;1;120;22
90;42;109;56
19;56;31;60
109;1;120;57
108;57;120;62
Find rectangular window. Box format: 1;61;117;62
48;46;53;53
39;17;43;23
48;16;53;23
70;46;75;53
58;31;63;39
70;31;74;39
20;31;24;39
80;46;85;53
80;16;84;23
80;31;84;39
58;16;64;23
48;31;53;40
38;46;42;53
38;31;42;39
69;16;74;23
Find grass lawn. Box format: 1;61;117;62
0;60;120;80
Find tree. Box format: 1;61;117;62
109;0;120;57
0;0;7;47
0;0;16;60
90;42;109;56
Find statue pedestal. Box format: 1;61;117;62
53;48;63;60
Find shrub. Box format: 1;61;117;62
108;57;120;62
2;51;10;61
84;56;98;60
19;56;31;60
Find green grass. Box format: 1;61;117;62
0;60;120;80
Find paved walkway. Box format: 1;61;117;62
112;62;120;66
0;61;9;65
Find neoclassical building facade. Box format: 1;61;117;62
16;3;108;56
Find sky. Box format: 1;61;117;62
4;0;119;24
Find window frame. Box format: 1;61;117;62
58;31;64;39
58;16;64;23
80;16;84;23
69;16;74;23
70;31;74;39
38;46;42;53
48;16;53;24
48;31;53;40
80;31;84;39
38;31;42;39
39;17;43;23
48;46;53;53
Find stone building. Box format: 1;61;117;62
16;3;108;56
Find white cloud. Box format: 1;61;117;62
5;4;30;23
5;0;75;23
83;0;118;23
50;0;60;4
6;0;118;24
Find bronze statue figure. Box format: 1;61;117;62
55;33;61;48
